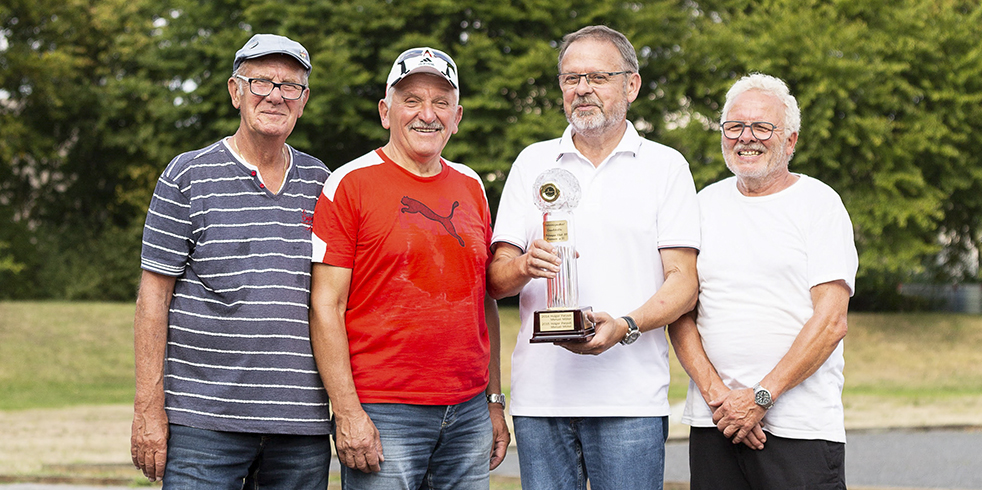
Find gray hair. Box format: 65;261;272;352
721;73;800;134
558;25;639;74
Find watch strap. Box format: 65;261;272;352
619;316;640;345
486;393;506;409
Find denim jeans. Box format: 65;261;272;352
513;415;668;490
340;392;492;490
163;424;332;490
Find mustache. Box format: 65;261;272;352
571;94;603;111
411;120;444;131
734;143;766;152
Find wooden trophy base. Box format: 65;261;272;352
531;306;595;343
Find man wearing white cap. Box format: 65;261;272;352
130;34;332;488
309;46;509;489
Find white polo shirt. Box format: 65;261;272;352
492;122;700;417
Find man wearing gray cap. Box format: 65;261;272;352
309;46;509;489
130;34;332;488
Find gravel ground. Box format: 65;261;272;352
3;399;982;488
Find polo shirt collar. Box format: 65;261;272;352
556;120;643;164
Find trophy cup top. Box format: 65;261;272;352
533;168;581;212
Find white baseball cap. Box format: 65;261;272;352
234;34;311;73
385;47;458;92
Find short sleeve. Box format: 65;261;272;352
805;187;859;295
311;175;358;268
141;168;192;276
491;153;534;253
656;158;701;250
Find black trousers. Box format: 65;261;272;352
689;427;846;490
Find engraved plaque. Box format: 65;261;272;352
543;220;569;242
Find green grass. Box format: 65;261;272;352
468;306;982;408
0;301;136;410
1;302;981;488
843;312;982;395
2;302;982;412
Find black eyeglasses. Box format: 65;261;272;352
557;71;631;88
235;75;307;100
721;121;781;141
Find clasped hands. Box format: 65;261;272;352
709;387;767;450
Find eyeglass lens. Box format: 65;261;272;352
722;121;776;140
558;72;627;87
245;77;305;100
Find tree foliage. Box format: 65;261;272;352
1;0;981;305
666;0;982;298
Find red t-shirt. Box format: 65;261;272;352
312;149;492;404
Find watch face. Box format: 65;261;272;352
622;330;640;345
755;389;772;407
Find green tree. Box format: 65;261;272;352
665;0;982;302
146;0;699;212
3;0;982;304
0;0;181;298
1;0;703;299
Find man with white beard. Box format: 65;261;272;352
669;73;858;490
488;25;700;490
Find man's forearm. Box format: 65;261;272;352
133;271;175;410
629;247;698;332
484;294;503;395
309;301;362;416
487;248;532;299
759;280;850;401
667;311;728;404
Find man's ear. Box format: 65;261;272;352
228;77;242;109
379;98;391;129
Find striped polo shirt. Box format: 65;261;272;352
141;139;332;435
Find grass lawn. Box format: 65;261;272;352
0;301;137;410
2;301;981;411
1;301;982;486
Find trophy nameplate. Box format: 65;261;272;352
530;169;595;343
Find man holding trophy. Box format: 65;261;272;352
488;25;700;490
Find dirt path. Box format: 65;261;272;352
0;406;132;475
3;398;982;478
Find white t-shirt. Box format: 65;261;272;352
492;122;700;417
681;175;858;443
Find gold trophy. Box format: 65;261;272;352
530;168;595;343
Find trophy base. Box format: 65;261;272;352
531;306;595;343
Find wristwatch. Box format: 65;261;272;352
619;316;641;345
486;393;506;409
752;383;775;410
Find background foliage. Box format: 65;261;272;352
1;0;981;307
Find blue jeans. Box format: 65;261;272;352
163;424;332;490
340;392;492;490
513;416;668;490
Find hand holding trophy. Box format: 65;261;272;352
530;168;595;343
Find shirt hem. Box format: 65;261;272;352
510;406;671;417
166;411;334;436
357;385;487;406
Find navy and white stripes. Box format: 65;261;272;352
141;140;332;435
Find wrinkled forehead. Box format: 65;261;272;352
560;38;625;72
726;90;786;123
